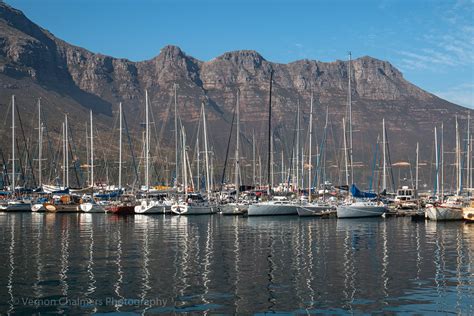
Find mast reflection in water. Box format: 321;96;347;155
0;213;472;314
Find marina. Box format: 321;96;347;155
0;213;472;314
0;1;473;314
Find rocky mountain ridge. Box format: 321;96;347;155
0;2;469;188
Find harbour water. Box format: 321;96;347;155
0;213;473;314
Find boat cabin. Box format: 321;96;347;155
394;186;418;209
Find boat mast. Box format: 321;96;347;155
348;52;353;185
308;92;313;202
252;130;256;188
145;90;149;191
415;142;419;192
202;102;211;197
434;126;439;197
467;112;471;189
174;84;179;187
271;133;274;190
441;123;444;200
343;117;349;186
281;151;284;189
301;146;304;191
382;118;386;191
296;100;300;192
65;114;69;188
62;122;66;187
119;102;123;190
321;106;329;188
267;70;274;195
38;98;42;188
196;122;200;192
11;95;15;194
234;90;240;199
182;127;187;198
456;117;461;195
85;122;89;186
90;110;94;189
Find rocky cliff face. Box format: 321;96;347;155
0;3;469;188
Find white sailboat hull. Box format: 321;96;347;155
247;202;298;216
426;206;463;221
171;203;218;215
31;203;46;212
337;203;386;218
221;203;248;215
134;201;165;214
80;202;105;213
297;204;333;217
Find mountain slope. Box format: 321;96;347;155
0;3;469;188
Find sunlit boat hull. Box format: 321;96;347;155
463;208;474;222
297;204;333;217
171;203;218;215
337;204;386;218
220;203;248;215
31;203;46;212
44;203;79;212
134;201;165;214
80;202;105;213
247;202;298;216
426;206;463;221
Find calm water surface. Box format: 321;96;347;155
0;213;473;315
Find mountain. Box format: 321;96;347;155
0;2;469;189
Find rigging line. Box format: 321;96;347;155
94;110;119;185
369;135;379;192
123;110;139;189
15;140;25;186
40;106;57;184
384;124;396;192
0;148;10;186
220;101;236;190
15;104;36;187
66;122;82;187
287;104;299;189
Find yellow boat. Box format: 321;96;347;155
462;201;474;222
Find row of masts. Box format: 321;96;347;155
5;55;473;195
6;102;472;198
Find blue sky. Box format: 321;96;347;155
5;0;474;108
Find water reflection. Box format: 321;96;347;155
7;216;15;314
114;225;123;311
0;214;472;314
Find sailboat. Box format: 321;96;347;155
104;103;134;215
297;93;334;216
31;98;47;212
41;114;81;212
336;53;386;219
248;70;299;216
80;110;105;213
426;119;464;221
171;103;218;215
6;95;32;212
221;91;248;215
135;91;166;214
